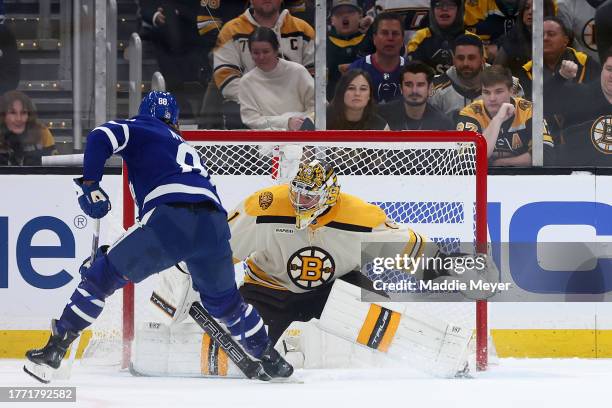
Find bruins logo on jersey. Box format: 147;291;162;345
470;104;483;115
287;247;335;290
259;191;273;210
590;115;612;155
518;99;531;111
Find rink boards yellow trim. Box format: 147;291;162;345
0;330;93;359
5;329;612;359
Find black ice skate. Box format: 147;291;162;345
23;319;79;383
258;342;294;380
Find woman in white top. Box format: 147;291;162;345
239;27;314;130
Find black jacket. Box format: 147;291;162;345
377;99;453;131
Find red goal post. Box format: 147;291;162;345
120;130;489;371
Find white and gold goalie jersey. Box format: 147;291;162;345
229;184;430;294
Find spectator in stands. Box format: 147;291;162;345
520;17;600;101
327;69;388;130
362;0;430;43
431;34;523;119
214;0;314;129
0;17;20;95
378;61;452;130
138;0;206;118
349;12;405;104
456;65;555;166
0;91;57;166
595;0;612;63
238;27;313;130
0;0;5;24
464;0;520;62
406;0;466;75
285;0;314;25
557;0;605;64
495;0;532;77
327;0;369;101
544;46;612;166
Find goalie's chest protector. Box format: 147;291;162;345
234;186;393;293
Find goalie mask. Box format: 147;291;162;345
289;160;340;229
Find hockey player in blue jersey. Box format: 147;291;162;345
23;91;292;382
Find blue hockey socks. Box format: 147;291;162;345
201;287;270;359
56;250;128;335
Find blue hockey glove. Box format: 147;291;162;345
74;177;111;219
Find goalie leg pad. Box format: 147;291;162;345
131;321;246;378
318;280;473;378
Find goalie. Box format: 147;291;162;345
133;159;489;378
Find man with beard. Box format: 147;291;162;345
213;0;314;128
430;34;523;119
456;65;555;166
348;12;405;103
406;0;467;75
377;61;453;130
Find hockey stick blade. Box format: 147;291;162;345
189;302;270;381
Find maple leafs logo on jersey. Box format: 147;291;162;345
259;191;274;210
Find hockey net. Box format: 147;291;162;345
85;130;489;371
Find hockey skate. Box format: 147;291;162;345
23;319;79;383
257;342;294;380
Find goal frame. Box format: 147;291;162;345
121;130;489;371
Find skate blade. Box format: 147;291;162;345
23;361;54;384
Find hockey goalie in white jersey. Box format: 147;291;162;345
132;159;490;378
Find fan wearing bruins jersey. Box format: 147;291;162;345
456;65;555;166
213;0;314;105
229;160;438;343
544;48;612;166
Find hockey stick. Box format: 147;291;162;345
188;302;270;381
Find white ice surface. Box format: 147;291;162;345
1;358;610;408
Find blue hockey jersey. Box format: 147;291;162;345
83;115;223;218
348;54;405;104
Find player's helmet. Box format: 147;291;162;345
138;91;179;126
289;160;340;230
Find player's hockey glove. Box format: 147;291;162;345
74;177;111;219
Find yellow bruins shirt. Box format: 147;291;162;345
213;8;315;103
228;185;430;294
456;97;555;161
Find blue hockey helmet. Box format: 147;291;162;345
138;91;179;126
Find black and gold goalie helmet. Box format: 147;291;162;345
289;160;340;229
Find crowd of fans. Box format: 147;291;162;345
1;0;611;167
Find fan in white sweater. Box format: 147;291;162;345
239;27;314;130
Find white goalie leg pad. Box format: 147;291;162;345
132;321;247;378
149;264;200;324
277;321;392;370
318;280;473;378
